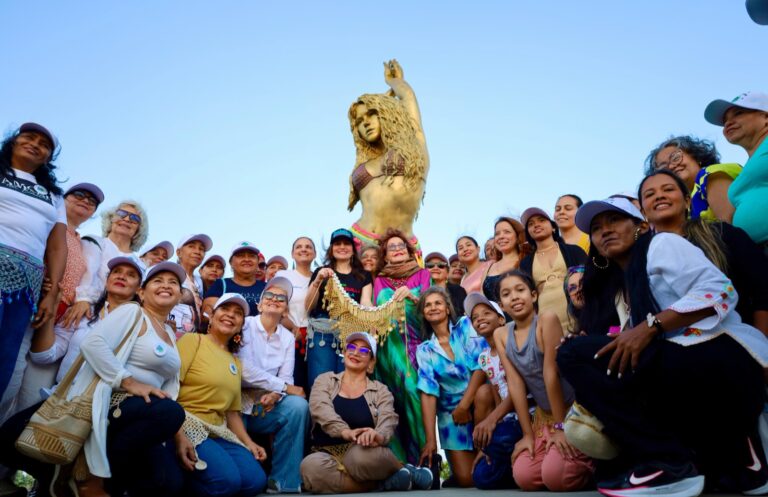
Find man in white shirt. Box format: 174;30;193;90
239;276;309;494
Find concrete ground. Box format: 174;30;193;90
337;489;743;497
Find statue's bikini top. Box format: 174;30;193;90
351;149;406;194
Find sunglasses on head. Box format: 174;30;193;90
115;208;141;224
262;291;287;303
425;262;448;269
69;190;99;207
346;343;372;356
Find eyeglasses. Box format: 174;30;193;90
346;343;372;356
69;190;98;207
387;243;407;251
425;262;449;269
262;291;288;303
654;148;684;170
115;209;141;224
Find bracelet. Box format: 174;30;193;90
552;422;564;431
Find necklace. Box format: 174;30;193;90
535;244;557;254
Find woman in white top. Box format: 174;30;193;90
0;123;67;412
63;200;149;328
29;256;142;387
277;236;316;391
558;197;768;497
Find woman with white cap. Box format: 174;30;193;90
169;233;211;336
0;122;67;413
203;241;265;319
557;197;768;497
265;255;288;282
140;240;174;268
173;293;267;497
198;254;226;295
239;276;308;493
301;331;433;493
519;207;587;334
62;199;149;329
0;256;143;496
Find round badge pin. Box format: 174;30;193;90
229;363;238;375
194;459;208;471
154;343;167;357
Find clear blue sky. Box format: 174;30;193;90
2;1;765;269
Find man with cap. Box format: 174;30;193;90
203;241;266;319
168;233;211;336
425;251;467;315
239;276;309;494
139;240;174;268
705;91;768;246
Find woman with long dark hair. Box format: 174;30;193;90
304;228;372;390
456;236;491;294
0;123;67;412
557;196;768;497
519;207;586;334
639;169;768;335
554;194;589;253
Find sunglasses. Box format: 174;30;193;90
346;343;372;356
262;291;288;303
387;243;407;251
115;208;142;224
425;262;448;269
258;262;267;270
69;190;99;207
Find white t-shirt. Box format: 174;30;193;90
276;269;311;328
0;169;66;260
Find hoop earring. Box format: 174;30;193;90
592;255;609;270
633;227;641;241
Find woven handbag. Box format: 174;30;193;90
15;309;142;464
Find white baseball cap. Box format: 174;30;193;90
202;254;226;268
345;331;378;358
575;197;645;234
230;240;260;259
704;91;768;126
262;276;294;301
178;234;212;252
214;292;250;316
463;292;504;320
142;261;187;287
141;240;174;259
107;256;145;277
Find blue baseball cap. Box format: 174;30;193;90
330;228;354;244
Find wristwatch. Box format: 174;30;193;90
646;312;664;333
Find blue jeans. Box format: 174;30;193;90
184;438;267;497
472;416;523;489
306;328;343;391
0;293;34;410
243;395;309;492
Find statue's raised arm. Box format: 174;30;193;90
347;60;430;243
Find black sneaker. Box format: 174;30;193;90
740;428;768;495
597;461;704;497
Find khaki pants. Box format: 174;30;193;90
300;445;401;494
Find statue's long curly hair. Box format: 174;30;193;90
348;94;427;208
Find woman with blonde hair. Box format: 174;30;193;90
347;59;428;248
63;199;149;328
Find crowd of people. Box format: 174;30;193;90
0;88;767;497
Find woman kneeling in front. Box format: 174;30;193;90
301;332;432;493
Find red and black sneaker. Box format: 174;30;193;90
597;461;704;497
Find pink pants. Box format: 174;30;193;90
513;425;594;491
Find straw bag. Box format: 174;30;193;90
15;308;143;464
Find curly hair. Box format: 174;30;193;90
348;94;427;205
0;129;62;195
101;200;149;251
644;135;721;175
376;228;417;272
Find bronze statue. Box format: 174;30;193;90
348;60;429;244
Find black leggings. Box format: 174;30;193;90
557;334;766;479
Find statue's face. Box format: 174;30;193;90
354;103;381;143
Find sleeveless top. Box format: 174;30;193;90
505;314;574;412
351;149;406;195
532;250;571;334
